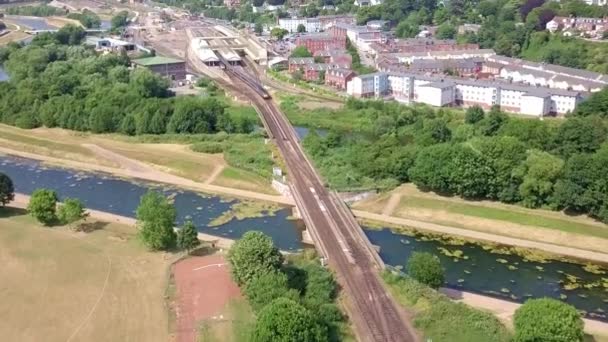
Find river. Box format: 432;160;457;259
0;66;7;82
1;155;606;320
8;16;57;30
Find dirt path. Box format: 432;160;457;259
83;144;152;174
0;146;293;206
382;193;402;216
440;288;608;337
354;210;608;264
205;165;225;185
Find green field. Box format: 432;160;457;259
403;196;608;240
198;299;255;342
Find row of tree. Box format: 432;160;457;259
0;26;255;135
303;100;608;222
227;231;344;341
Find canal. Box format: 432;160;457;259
1;155;606;320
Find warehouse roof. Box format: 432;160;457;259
132;56;184;66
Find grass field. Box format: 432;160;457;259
353;184;608;252
0;124;275;194
198;299;255;342
0;209;172;342
402;196;608;240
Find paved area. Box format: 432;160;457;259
172;254;240;342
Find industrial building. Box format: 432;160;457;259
132;56;186;80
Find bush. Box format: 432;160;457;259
27;189;58;225
136;190;176;250
406;252;445;289
383;272;512;342
190;141;225;154
57;198;87;229
227;231;283;286
0;172;14;207
514;298;584;342
244;271;300;312
251;297;328;342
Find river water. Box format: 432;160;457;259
0;66;7;82
9;16;56;30
1;155;606;320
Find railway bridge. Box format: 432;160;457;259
222;65;419;342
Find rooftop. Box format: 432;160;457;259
132;56;184;66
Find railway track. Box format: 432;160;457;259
223;65;419;342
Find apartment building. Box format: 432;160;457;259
313;50;353;67
546;16;608;37
288;57;315;72
325;68;357;89
346;72;584;116
379;49;496;64
279;17;321;33
295;33;346;53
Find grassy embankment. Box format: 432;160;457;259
0;122;277;194
0;23;29;45
0;208;172;342
382;272;512;342
354;185;608;253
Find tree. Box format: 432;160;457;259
57;198;88;230
395;20;419;38
552;116;606;158
465;106;485;124
27;188;58;225
227;231;283;286
251;297;328;342
0;172;14;207
244;271;300;312
271;27;288;40
111;11;129;31
136;190;177;250
176;220;200;253
297;23;306;33
407;252;445;289
290;46;313;58
254;22;263;35
514;298;583;342
436;22;457;39
516;150;564;208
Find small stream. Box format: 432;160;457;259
0;66;7;82
1;155;606;320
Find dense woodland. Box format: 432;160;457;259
0;26;255;135
302;98;608;223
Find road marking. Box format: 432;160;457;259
193;263;225;271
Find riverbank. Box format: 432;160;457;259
6;196;607;338
440;288;608;339
3;145;608;264
9;193;237;250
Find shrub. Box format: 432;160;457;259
406;252;445;289
27;189;58;225
514;298;584;342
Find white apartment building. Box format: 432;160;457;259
354;0;383;6
346;72;389;97
278;18;321;33
382;49;496;64
498;66;605;92
346;72;583;116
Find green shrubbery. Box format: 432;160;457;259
6;5;65;17
382;272;512;342
227;232;346;341
302;99;608;222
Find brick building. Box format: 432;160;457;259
288;57;315;72
295;33;346;54
313;50;352;67
325;68;356;89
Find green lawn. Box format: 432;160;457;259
403;196;608;239
0;126;94;157
198;299;255;342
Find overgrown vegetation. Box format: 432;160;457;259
383;271;512;342
0;26;255;135
6;5;66;17
514;298;584;342
301;99;608;223
67;9;101;29
227;232;348;341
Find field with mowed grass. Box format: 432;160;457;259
0;209;173;342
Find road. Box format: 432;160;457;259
223;66;419;342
